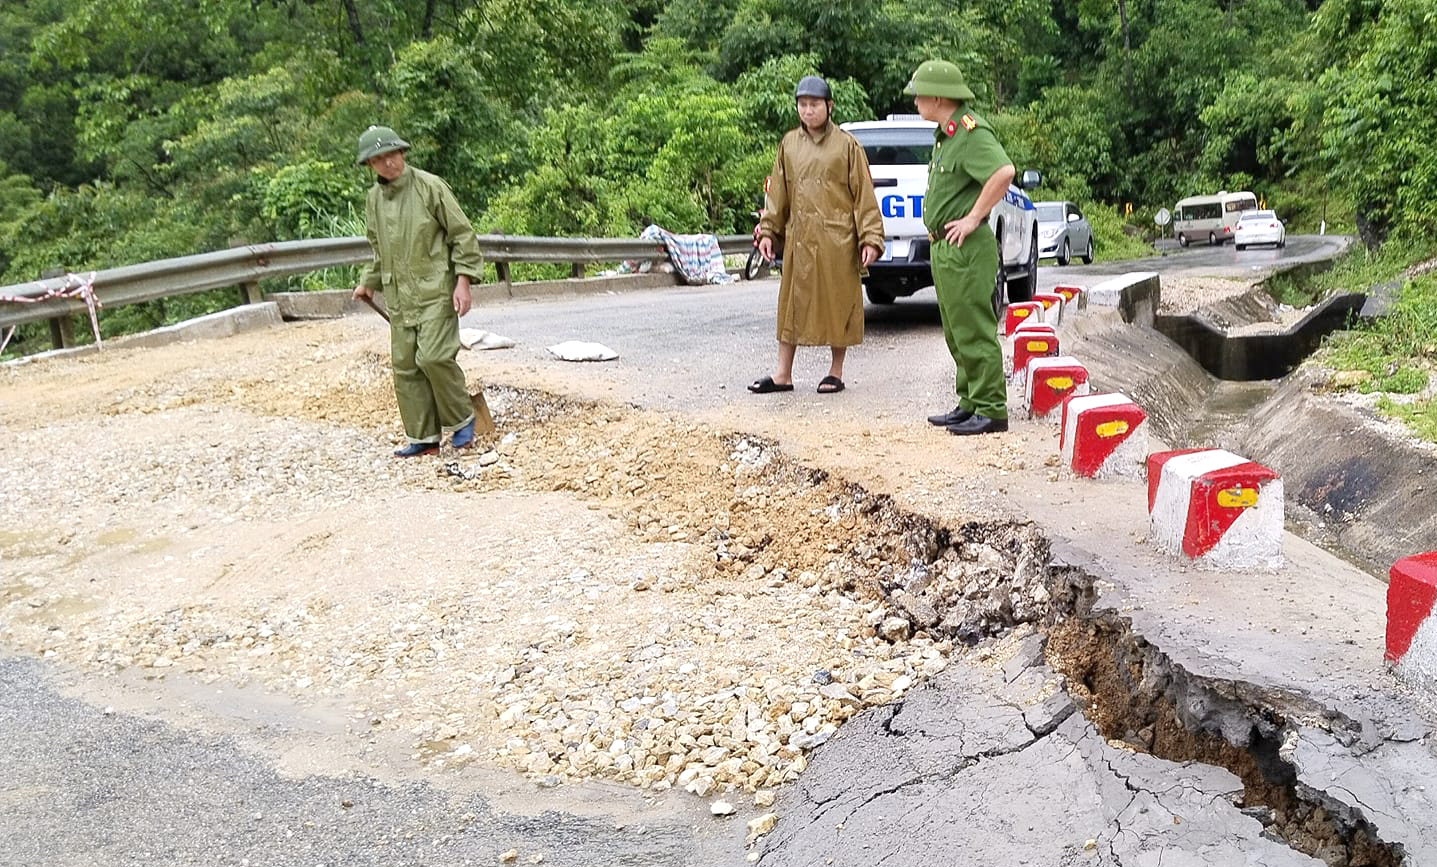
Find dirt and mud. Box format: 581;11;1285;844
0;320;1029;807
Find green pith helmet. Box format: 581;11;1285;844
355;125;410;167
903;60;975;101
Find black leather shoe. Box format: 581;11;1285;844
927;406;973;426
947;414;1009;436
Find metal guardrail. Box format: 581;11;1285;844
0;233;753;336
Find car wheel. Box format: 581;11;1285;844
991;269;1006;319
1236;244;1245;251
1208;231;1218;246
1005;230;1038;304
1177;233;1189;248
1057;238;1071;267
1279;236;1286;249
865;283;897;305
1081;236;1094;264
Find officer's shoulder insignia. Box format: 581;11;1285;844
960;114;977;131
944;120;958;137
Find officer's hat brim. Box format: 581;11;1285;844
355;138;411;167
902;81;976;101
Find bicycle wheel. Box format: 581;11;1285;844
744;247;768;280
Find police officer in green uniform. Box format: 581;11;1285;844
907;61;1016;436
351;126;483;457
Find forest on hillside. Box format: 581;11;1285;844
1;0;1434;297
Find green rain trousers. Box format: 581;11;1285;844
932;225;1007;420
391;314;473;444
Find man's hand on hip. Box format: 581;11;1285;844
943;215;982;248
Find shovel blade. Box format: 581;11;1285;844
469;388;496;435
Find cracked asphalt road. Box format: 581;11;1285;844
758;632;1317;867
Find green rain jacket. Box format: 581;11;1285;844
359;166;484;326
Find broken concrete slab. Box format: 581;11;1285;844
761;653;1318;867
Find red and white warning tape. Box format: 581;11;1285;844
0;271;102;354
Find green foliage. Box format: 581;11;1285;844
4;0;1437;363
1376;395;1437;443
383;37;525;209
1315;0;1437;243
262;161;356;240
732;53;872;139
1084;204;1160;263
1315;269;1437;404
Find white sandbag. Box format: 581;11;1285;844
547;340;618;362
459;328;516;350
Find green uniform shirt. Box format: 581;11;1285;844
359;166;484;326
922;110;1011;234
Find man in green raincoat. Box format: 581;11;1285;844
907;61;1016;435
351;125;484;457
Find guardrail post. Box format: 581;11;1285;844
37;268;75;349
494;262;513;298
47;316;74;350
570;263;585;279
241;281;264;305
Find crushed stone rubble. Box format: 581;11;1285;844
1;333;1048;808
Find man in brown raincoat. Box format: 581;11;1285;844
750;75;885;395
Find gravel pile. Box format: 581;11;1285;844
1;332;1040;807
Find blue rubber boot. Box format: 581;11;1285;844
450;418;476;450
393;442;440;458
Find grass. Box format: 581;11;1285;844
1376;396;1437;442
1308;241;1437;442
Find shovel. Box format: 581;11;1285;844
360;295;496;436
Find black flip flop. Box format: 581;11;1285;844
748;376;795;394
817;375;845;394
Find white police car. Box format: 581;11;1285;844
843;117;1041;308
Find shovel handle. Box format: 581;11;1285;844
360;295;390;322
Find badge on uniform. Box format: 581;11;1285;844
960;114;977;131
944;120;957;137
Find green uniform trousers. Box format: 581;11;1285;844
932;228;1007;420
391;314;474;444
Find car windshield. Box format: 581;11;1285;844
1035;204;1065;222
847;128;932;165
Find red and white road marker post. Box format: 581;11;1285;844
1024;356;1090;421
1387;552;1437;692
1060;393;1148;479
1146;449;1284;570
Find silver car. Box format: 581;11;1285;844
1035;201;1094;266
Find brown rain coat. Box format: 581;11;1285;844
759;122;884;347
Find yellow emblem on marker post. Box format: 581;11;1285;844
1026;340;1050;352
1216;486;1259;509
1014;308;1031;318
1045;376;1074;390
1094;420;1129;438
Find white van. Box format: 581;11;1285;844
841;117;1042;308
1173;190;1258;247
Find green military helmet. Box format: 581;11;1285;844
903;60;976;101
355;125;410;167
